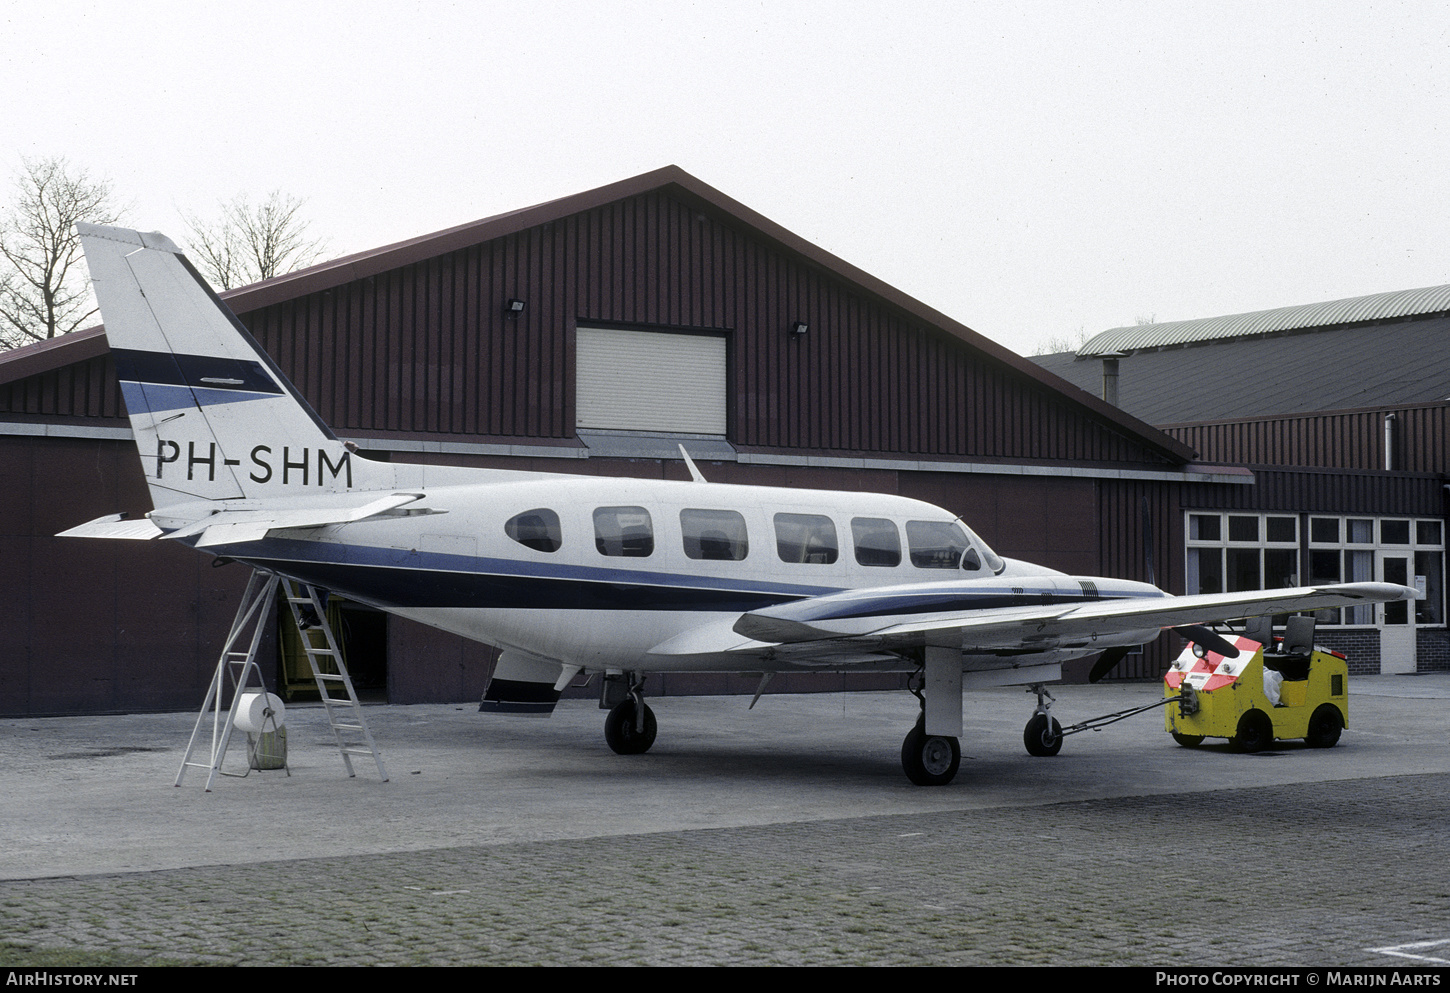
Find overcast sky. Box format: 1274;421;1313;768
3;0;1446;356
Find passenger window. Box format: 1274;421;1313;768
594;506;654;557
504;509;562;553
852;517;901;567
681;509;749;561
906;520;972;570
775;513;839;564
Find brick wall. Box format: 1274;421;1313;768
1314;628;1381;675
1417;628;1450;673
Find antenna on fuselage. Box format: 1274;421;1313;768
678;444;707;483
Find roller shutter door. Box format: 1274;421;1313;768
576;327;727;434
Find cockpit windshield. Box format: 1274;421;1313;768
957;521;1006;575
905;520;1006;574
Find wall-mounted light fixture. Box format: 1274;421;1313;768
505;298;526;319
790;321;808;337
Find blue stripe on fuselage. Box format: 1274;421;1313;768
209;536;1163;619
216;536;840;612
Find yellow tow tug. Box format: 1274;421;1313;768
1164;616;1348;752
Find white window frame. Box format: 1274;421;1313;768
1186;512;1446;629
1185;512;1298;598
1309;516;1444;628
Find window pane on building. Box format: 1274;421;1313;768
1344;550;1374;624
1266;517;1296;543
1415;551;1444;625
1226;548;1261;592
1310;550;1342;624
1383;557;1410;624
1189;514;1221;541
1187;548;1223;595
1264;549;1297;588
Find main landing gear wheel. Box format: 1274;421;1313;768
604;699;657;755
1305;704;1343;748
1230;709;1273;753
1023;713;1064;757
901;721;960;786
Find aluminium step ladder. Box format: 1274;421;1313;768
175;570;388;789
278;576;388;783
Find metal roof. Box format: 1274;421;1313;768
1078;283;1450;356
0;166;1196;464
1033;315;1450;423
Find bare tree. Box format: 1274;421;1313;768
0;156;126;349
1031;325;1092;356
183;191;327;289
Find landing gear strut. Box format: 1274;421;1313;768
901;719;961;786
602;673;656;755
1023;683;1063;757
901;665;961;786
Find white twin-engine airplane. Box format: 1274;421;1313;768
64;223;1415;785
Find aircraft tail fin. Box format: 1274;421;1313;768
78;224;390;508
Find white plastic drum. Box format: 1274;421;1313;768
234;691;286;732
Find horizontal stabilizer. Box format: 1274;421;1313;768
57;514;164;540
166;493;433;547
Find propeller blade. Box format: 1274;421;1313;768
1087;646;1131;684
1173;625;1240;659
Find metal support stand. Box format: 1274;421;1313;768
175;570;388;789
176;571;282;790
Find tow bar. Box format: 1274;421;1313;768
1028;682;1193;742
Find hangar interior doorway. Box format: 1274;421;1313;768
277;593;389;702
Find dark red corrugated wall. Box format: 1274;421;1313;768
1166;403;1450;475
240;189;1176;467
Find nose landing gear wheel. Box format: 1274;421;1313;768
901;722;960;786
1023;713;1064;757
604;699;657;755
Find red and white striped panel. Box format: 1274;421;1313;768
1164;636;1263;693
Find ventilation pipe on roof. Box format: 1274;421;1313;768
1384;412;1397;471
1100;352;1125;407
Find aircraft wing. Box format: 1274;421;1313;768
733;581;1415;652
647;579;1415;664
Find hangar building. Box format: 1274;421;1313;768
0;167;1313;716
1034;287;1450;675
